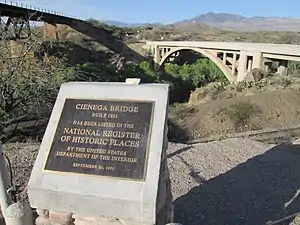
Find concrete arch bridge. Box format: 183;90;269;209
145;41;300;83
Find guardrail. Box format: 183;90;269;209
0;0;83;20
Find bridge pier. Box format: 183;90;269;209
154;45;161;67
237;51;248;82
276;60;288;76
251;51;263;69
44;21;58;41
237;50;263;82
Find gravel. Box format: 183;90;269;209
167;139;274;200
2;143;39;202
1;138;300;225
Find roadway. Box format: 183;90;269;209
0;2;81;23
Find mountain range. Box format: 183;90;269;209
104;13;300;32
102;20;163;28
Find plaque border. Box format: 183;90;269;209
42;97;155;182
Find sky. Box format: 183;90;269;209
9;0;300;24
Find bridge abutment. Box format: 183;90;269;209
44;22;58;41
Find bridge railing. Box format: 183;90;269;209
0;0;83;20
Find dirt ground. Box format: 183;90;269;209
170;82;300;140
2;138;300;225
2;77;300;225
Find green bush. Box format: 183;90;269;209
164;58;228;88
288;61;300;75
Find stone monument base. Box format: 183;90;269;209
34;161;174;225
35;208;176;225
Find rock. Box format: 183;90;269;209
48;211;74;224
73;215;121;225
244;71;255;82
293;138;300;145
37;209;49;218
35;210;74;225
188;88;208;104
36;216;69;225
252;68;263;82
4;202;33;225
244;68;262;82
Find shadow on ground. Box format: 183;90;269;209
173;143;300;225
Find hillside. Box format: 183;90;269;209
170;76;300;142
176;12;300;32
135;23;300;44
107;12;300;32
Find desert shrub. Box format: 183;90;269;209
168;103;196;141
0;21;75;143
288;61;300;75
225;101;260;131
167;118;190;142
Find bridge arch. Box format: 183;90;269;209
159;47;236;83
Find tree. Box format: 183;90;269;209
0;18;74;143
164;58;228;88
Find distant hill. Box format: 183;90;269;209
102;13;300;32
176;12;300;32
103;20;163;27
191;13;246;23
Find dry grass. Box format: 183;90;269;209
170;85;300;140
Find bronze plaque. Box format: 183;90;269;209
44;98;154;181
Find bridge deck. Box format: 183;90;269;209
147;41;300;57
0;2;81;23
